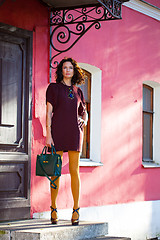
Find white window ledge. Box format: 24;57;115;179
142;161;160;168
80;159;103;167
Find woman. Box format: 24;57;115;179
46;57;88;225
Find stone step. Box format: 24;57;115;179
0;219;108;240
83;237;131;240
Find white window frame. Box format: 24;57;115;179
142;81;160;168
79;63;103;167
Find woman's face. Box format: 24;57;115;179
62;61;74;80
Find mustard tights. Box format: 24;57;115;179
51;151;80;219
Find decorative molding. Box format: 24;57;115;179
123;0;160;20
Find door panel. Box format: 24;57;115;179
0;24;32;222
0;162;26;198
0;39;25;152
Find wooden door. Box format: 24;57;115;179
0;24;32;222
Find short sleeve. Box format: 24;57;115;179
78;88;86;116
46;83;58;110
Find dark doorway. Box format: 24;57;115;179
0;23;32;221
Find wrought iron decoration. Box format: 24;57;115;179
50;0;125;69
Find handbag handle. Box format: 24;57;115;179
51;144;57;154
41;144;56;155
39;157;58;189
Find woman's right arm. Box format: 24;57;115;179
46;102;54;147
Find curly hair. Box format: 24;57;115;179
55;57;85;85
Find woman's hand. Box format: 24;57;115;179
78;118;84;129
78;110;88;128
46;128;54;148
78;116;87;129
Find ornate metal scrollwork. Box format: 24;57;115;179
50;0;123;69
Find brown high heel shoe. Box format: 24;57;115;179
50;206;58;224
71;208;80;226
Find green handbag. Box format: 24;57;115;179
36;145;62;189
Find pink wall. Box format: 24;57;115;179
0;0;160;217
146;0;160;8
51;6;160;209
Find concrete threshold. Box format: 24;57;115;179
84;237;131;240
0;219;108;240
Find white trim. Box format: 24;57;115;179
79;63;102;166
143;81;160;166
33;200;160;240
79;158;103;166
124;0;160;21
142;161;160;168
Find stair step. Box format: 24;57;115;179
84;237;131;240
0;219;108;240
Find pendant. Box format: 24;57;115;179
68;88;74;99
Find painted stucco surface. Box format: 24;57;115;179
50;6;160;210
146;0;160;8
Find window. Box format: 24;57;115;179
78;63;102;166
142;81;160;167
79;70;91;159
143;84;153;161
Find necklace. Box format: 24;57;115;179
68;87;74;99
61;80;74;100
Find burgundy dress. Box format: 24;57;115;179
46;82;86;152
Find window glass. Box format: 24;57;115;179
143;86;153;112
78;70;91;159
143;84;153;161
143;113;152;159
